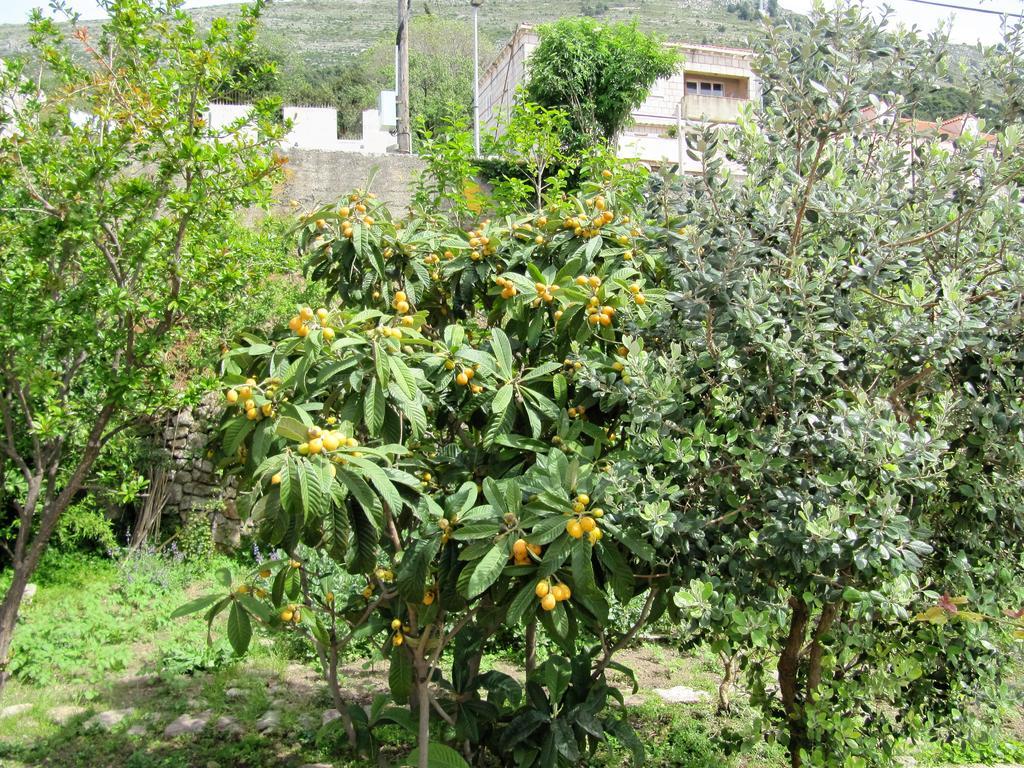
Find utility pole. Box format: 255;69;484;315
676;100;684;175
396;0;411;153
471;0;484;156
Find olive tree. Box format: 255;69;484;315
607;5;1024;766
0;0;283;694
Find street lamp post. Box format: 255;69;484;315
471;0;483;156
396;0;411;153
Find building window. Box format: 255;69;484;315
687;79;728;96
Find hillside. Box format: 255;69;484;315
0;0;989;124
0;0;766;67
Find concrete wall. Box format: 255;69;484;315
276;149;426;213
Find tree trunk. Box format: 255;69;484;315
778;596;810;768
319;635;357;748
717;652;737;714
525;620;537;678
416;673;430;768
807;602;839;695
0;406;113;698
0;565;32;692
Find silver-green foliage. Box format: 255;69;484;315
616;4;1024;766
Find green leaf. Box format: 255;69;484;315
226;601;252;656
491;383;514;418
222;417;254;456
170;593;224;619
389;646;414;705
484;390;515;448
275;416;309;443
338;469;384;530
491;327;514;379
388;355;418;400
547;449;569;492
506;582;539;626
466;540;509;598
551;373;567;405
599;542;635;604
296;458;329;520
349;503;380;573
345;455;404;516
610;526;657;563
396;538;440;603
365;380;386;435
571;540;608;623
448;482;479;515
323;492;351;561
404;742;471;768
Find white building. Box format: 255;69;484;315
477;24;761;170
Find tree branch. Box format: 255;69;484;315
592;588;658;680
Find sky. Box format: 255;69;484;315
0;0;1020;45
780;0;1020;45
0;0;230;25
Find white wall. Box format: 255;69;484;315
207;102;257;141
206;103;395;155
284;106;339;151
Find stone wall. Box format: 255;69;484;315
161;394;243;549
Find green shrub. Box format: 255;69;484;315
935;737;1024;764
157;639;235;678
53;498;118;553
9;574;134;686
175;510;217;564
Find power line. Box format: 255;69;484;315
898;0;1023;18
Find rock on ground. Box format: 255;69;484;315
321;709;342;726
48;705;87;724
0;704;31;719
255;709;281;732
215;715;243;736
163;711;213;738
652;686;708;704
85;708;135;731
119;673;158;688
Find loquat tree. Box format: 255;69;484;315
186;154;681;767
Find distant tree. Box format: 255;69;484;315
215;38;282;100
272;16;492;139
978;15;1024;126
525;18;679;144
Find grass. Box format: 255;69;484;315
0;549;1020;768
